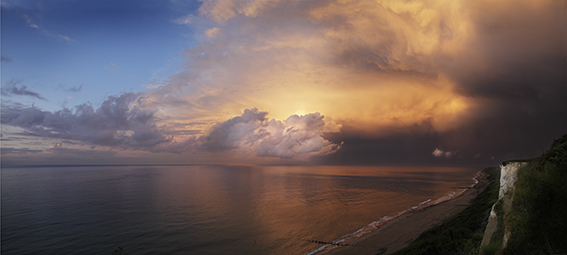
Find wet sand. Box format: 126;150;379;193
326;171;490;255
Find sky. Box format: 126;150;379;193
1;0;566;167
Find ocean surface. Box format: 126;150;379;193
1;165;480;255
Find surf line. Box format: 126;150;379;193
305;170;483;255
304;239;368;247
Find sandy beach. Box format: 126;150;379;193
324;171;490;255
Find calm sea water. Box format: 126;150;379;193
1;165;480;255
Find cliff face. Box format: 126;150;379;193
480;162;527;250
498;162;525;200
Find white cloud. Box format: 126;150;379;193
197;108;341;159
432;148;452;157
432;148;444;157
23;14;79;44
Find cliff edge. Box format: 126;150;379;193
480;133;567;255
480;162;527;251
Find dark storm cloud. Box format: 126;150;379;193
314;0;567;166
4;0;565;165
318;120;444;166
448;1;566;102
436;0;567;163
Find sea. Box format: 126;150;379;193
1;165;481;255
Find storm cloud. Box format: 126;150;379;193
2;0;566;165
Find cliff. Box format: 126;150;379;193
480;133;567;254
387;134;566;255
480;162;527;251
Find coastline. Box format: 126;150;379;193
310;170;489;255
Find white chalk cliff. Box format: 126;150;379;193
480;162;527;250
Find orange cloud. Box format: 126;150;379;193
146;0;478;139
5;0;564;165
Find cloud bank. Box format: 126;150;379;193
200;108;340;158
2;0;566;165
2;95;339;161
2;93;166;148
165;0;565;165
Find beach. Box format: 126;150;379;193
324;171;490;255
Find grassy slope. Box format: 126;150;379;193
392;167;501;255
393;133;567;255
502;134;567;254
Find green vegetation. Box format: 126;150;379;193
502;134;567;255
392;167;501;255
393;133;567;255
501;159;534;166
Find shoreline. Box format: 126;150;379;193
308;170;489;255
